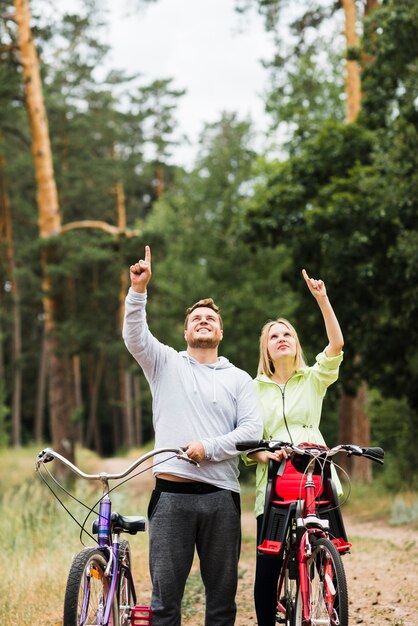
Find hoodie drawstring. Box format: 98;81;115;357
212;364;218;403
187;355;219;403
187;355;198;394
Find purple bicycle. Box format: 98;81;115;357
36;446;196;626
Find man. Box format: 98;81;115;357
123;245;261;626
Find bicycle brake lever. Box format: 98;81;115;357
177;451;200;467
36;449;55;464
186;458;200;467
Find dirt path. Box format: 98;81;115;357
172;510;418;626
228;512;418;626
340;516;418;626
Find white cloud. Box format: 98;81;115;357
106;0;275;166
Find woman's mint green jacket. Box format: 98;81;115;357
251;350;343;518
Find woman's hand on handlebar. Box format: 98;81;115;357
248;449;288;464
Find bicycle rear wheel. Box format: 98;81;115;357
118;540;135;626
294;537;348;626
63;547;119;626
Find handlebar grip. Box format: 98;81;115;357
37;449;54;463
362;446;385;464
235;440;263;451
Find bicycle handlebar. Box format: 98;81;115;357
235;440;385;464
36;446;198;480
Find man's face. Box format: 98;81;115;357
184;307;223;349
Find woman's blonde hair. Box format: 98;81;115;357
257;318;306;377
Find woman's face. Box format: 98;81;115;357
267;322;297;364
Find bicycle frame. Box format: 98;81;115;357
93;495;127;626
296;459;333;625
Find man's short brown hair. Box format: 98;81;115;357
184;298;223;330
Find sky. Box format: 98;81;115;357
104;0;276;167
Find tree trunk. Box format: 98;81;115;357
14;0;61;238
115;171;137;448
0;311;4;387
0;150;22;446
365;0;380;16
47;335;75;466
362;0;381;67
35;326;48;442
85;352;105;454
14;0;75;472
341;0;362;122
14;1;141;463
112;406;122;451
73;354;83;445
338;1;378;478
155;161;165;198
338;382;372;481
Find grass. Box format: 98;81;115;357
341;478;418;528
340;479;393;521
389;494;418;527
0;444;152;626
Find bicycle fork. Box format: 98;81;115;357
298;529;312;625
297;529;336;626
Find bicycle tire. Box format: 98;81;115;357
63;547;119;626
118;539;135;626
294;536;348;626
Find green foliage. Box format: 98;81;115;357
0;0;185;450
342;479;393;522
368;390;418;490
390;496;418;527
1;0;417;491
242;0;418;485
238;0;346;154
361;0;418;129
265;47;346;153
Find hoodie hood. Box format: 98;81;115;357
180;352;234;402
180;352;234;369
255;368;306;385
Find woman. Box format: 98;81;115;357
250;269;344;626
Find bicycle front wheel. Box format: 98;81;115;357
295;537;348;626
63;547;119;626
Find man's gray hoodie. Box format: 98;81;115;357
123;289;262;492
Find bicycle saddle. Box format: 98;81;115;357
92;512;147;535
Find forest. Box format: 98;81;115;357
1;0;417;489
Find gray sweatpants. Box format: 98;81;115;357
148;487;241;626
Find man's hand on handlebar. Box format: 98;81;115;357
183;441;206;464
